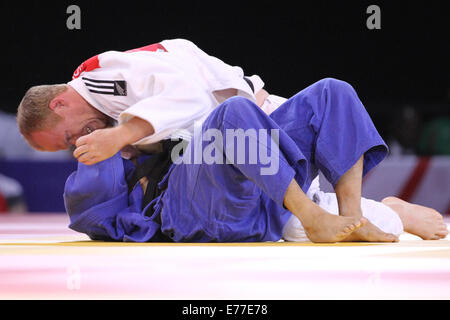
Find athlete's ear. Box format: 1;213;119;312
49;97;66;113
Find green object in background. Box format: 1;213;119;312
418;117;450;155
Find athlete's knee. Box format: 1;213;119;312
319;77;357;97
219;96;259;119
319;78;367;115
204;96;257;129
223;96;256;110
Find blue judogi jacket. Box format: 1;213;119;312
64;153;170;242
63;151;291;243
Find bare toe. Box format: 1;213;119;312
304;212;366;243
388;234;399;242
343;220;399;242
436;229;449;238
339;217;365;237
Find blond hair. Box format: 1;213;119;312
17;84;67;142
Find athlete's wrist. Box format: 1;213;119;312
116;117;155;148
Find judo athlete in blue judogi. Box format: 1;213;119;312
64;78;393;243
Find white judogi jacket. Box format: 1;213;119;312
68;38;264;145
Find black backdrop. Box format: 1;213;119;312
1;0;450;118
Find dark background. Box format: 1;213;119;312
1;0;450;135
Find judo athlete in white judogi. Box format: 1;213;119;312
17;39;448;242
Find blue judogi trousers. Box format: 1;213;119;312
64;78;388;242
158;78;388;242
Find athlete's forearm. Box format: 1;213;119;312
114;117;155;149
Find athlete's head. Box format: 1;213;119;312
17;84;110;151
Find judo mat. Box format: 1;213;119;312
1;213;449;300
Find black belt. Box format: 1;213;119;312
127;139;188;216
243;76;255;93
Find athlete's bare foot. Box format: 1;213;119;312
342;220;399;242
283;179;367;243
302;209;367;243
339;206;398;242
382;196;448;240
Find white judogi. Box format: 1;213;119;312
68;38;404;241
68;38;263;145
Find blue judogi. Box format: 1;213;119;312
64;78;388;242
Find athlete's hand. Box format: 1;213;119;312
73;117;155;165
73;127;124;165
